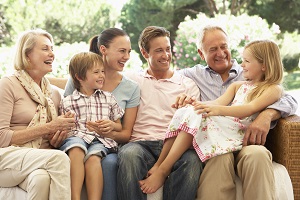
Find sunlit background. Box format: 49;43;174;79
0;0;299;115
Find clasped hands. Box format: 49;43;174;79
44;111;75;148
86;119;115;138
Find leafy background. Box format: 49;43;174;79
0;0;299;114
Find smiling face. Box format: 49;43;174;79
26;35;54;77
100;35;131;72
79;62;105;96
198;29;232;76
241;48;265;83
142;36;172;74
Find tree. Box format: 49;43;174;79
120;0;206;56
0;4;10;46
120;0;300;55
279;31;300;73
0;0;118;46
247;0;300;33
173;13;280;69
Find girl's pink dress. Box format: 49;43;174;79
165;83;258;162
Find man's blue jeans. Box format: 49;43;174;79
117;140;203;200
102;153;118;200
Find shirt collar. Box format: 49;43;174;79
141;69;183;85
72;89;104;100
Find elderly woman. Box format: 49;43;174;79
0;29;75;200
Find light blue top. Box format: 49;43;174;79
64;75;140;110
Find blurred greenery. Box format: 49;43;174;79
0;0;118;46
173;13;300;71
0;0;299;91
283;72;300;91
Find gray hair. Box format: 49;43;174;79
197;24;228;50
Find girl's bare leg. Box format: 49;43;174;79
146;137;176;177
85;155;102;200
139;131;193;194
68;148;85;200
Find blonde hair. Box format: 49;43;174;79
14;29;53;71
69;52;104;90
245;40;284;102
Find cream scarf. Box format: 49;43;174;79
14;70;58;148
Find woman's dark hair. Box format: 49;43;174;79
89;35;100;54
88;28;128;56
99;28;129;56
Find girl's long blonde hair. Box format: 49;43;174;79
245;40;284;102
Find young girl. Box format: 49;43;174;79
139;39;284;194
59;52;124;200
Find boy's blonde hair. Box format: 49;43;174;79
245;40;284;102
69;52;104;91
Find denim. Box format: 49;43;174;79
60;137;118;200
117;140;203;200
102;153;118;200
59;136;109;162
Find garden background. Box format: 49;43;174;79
0;0;299;114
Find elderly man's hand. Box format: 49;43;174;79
243;112;271;146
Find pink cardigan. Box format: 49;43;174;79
0;75;61;148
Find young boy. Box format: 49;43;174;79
59;52;124;200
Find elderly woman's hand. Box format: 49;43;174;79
44;112;75;148
49;111;75;132
45;130;68;148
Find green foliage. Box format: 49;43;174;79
282;54;300;74
120;0;206;56
247;0;300;33
278;31;300;73
0;0;118;46
174;13;280;69
283;72;300;90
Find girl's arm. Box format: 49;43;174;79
200;84;283;118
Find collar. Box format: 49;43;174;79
141;69;183;85
72;89;104;100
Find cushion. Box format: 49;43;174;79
146;161;294;200
0;162;293;200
